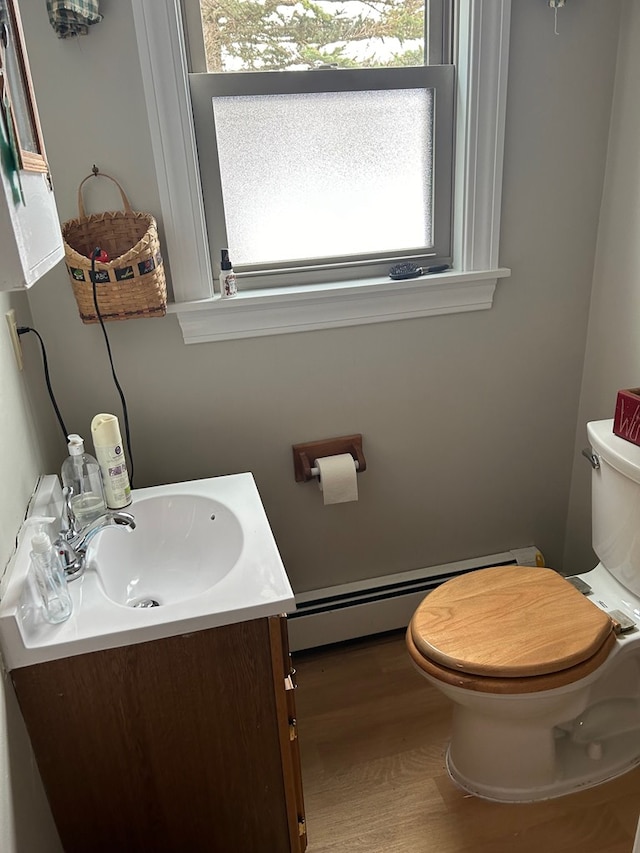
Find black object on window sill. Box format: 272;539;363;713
389;263;450;281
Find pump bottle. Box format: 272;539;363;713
61;434;107;526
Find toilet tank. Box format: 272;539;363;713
588;419;640;597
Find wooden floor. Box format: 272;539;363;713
293;631;640;853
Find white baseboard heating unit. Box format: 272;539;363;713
287;546;543;652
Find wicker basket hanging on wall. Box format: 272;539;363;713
62;170;167;324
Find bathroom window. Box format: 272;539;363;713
186;0;454;290
131;1;511;341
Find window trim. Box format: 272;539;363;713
131;0;512;343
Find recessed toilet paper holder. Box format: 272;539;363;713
292;434;366;483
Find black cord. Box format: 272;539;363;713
17;326;69;442
90;248;135;488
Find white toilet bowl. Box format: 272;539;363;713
407;563;640;801
407;419;640;802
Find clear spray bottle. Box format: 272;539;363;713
30;528;73;624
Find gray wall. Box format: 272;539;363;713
565;0;640;575
19;0;619;600
0;289;62;852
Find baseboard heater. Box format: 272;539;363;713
287;545;542;652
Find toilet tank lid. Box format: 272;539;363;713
588;419;640;485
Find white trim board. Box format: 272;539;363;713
172;268;510;342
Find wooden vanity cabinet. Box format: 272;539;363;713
10;615;307;853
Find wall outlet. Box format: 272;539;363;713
5;310;23;371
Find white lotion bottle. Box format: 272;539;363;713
61;434;107;525
91;413;131;509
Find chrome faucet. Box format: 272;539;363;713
57;487;136;581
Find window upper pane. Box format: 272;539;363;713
212;87;433;266
196;0;431;72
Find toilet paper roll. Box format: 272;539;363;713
315;454;358;505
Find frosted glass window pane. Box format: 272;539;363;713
212;89;433;267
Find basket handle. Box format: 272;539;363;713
77;170;133;218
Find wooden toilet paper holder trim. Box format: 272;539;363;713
292;434;366;483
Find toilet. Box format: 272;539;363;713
407;419;640;802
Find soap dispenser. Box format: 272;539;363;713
30;529;73;624
61;434;107;526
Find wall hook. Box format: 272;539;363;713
549;0;566;35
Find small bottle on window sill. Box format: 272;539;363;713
220;248;237;298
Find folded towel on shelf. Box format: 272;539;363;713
46;0;102;38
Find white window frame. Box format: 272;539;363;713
132;0;511;344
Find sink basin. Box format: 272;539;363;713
0;473;295;669
92;494;243;607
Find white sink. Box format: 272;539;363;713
93;494;243;607
0;473;295;669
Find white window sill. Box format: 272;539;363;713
170;267;511;343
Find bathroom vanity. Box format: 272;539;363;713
11;615;306;852
0;474;305;852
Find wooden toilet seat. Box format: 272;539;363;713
408;565;617;694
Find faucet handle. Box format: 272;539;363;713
62;486;78;537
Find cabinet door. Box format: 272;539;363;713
12;620;298;853
270;615;308;852
0;0;63;290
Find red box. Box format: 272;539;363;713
613;388;640;447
